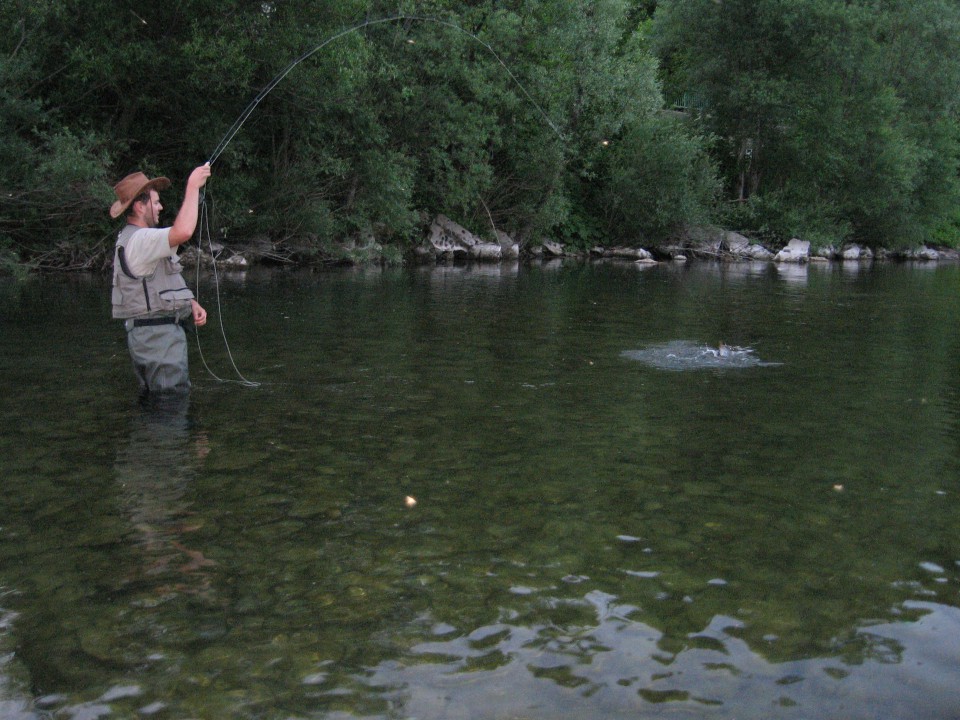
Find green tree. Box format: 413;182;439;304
0;0;271;266
598;114;719;241
0;1;112;268
1;0;722;267
652;0;960;248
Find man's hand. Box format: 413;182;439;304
169;163;212;246
191;299;207;327
187;162;212;191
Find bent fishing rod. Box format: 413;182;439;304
206;13;564;167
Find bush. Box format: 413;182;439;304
596;114;720;243
930;207;960;248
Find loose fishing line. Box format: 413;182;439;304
194;193;261;388
195;12;565;387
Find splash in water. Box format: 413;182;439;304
621;340;781;371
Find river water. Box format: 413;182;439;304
1;260;959;719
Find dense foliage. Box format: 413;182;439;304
653;0;960;248
1;0;959;269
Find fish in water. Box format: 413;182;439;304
704;342;751;358
621;340;779;371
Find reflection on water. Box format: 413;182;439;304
357;598;960;720
116;393;216;602
0;262;959;718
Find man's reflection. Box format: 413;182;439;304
115;392;215;600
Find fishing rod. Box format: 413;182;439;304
206;13;564;167
196;12;564;387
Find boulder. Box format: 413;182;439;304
689;235;722;257
470;243;503;260
746;244;774;260
714;232;776;261
813;245;838;261
542;240;565;257
721;231;751;255
683;225;724;251
222;253;248;269
607;246;654;261
842;243;874;261
428;215;480;255
495;230;520;258
775;238;810;263
660;244;688;259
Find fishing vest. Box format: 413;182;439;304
111;224;195;319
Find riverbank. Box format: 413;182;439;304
179;217;960;271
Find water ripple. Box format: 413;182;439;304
621;341;781;371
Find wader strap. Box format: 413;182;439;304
116;245;152;311
116;245;137;279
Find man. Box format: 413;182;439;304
110;163;212;396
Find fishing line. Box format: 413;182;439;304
194;191;261;387
196;12;564;387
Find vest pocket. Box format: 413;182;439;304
158;287;194;311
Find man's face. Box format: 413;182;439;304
136;190;163;227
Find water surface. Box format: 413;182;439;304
1;260;959;719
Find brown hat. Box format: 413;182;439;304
110;171;171;219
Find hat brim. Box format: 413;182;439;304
109;176;171;219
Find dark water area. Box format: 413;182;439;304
1;260;959;719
